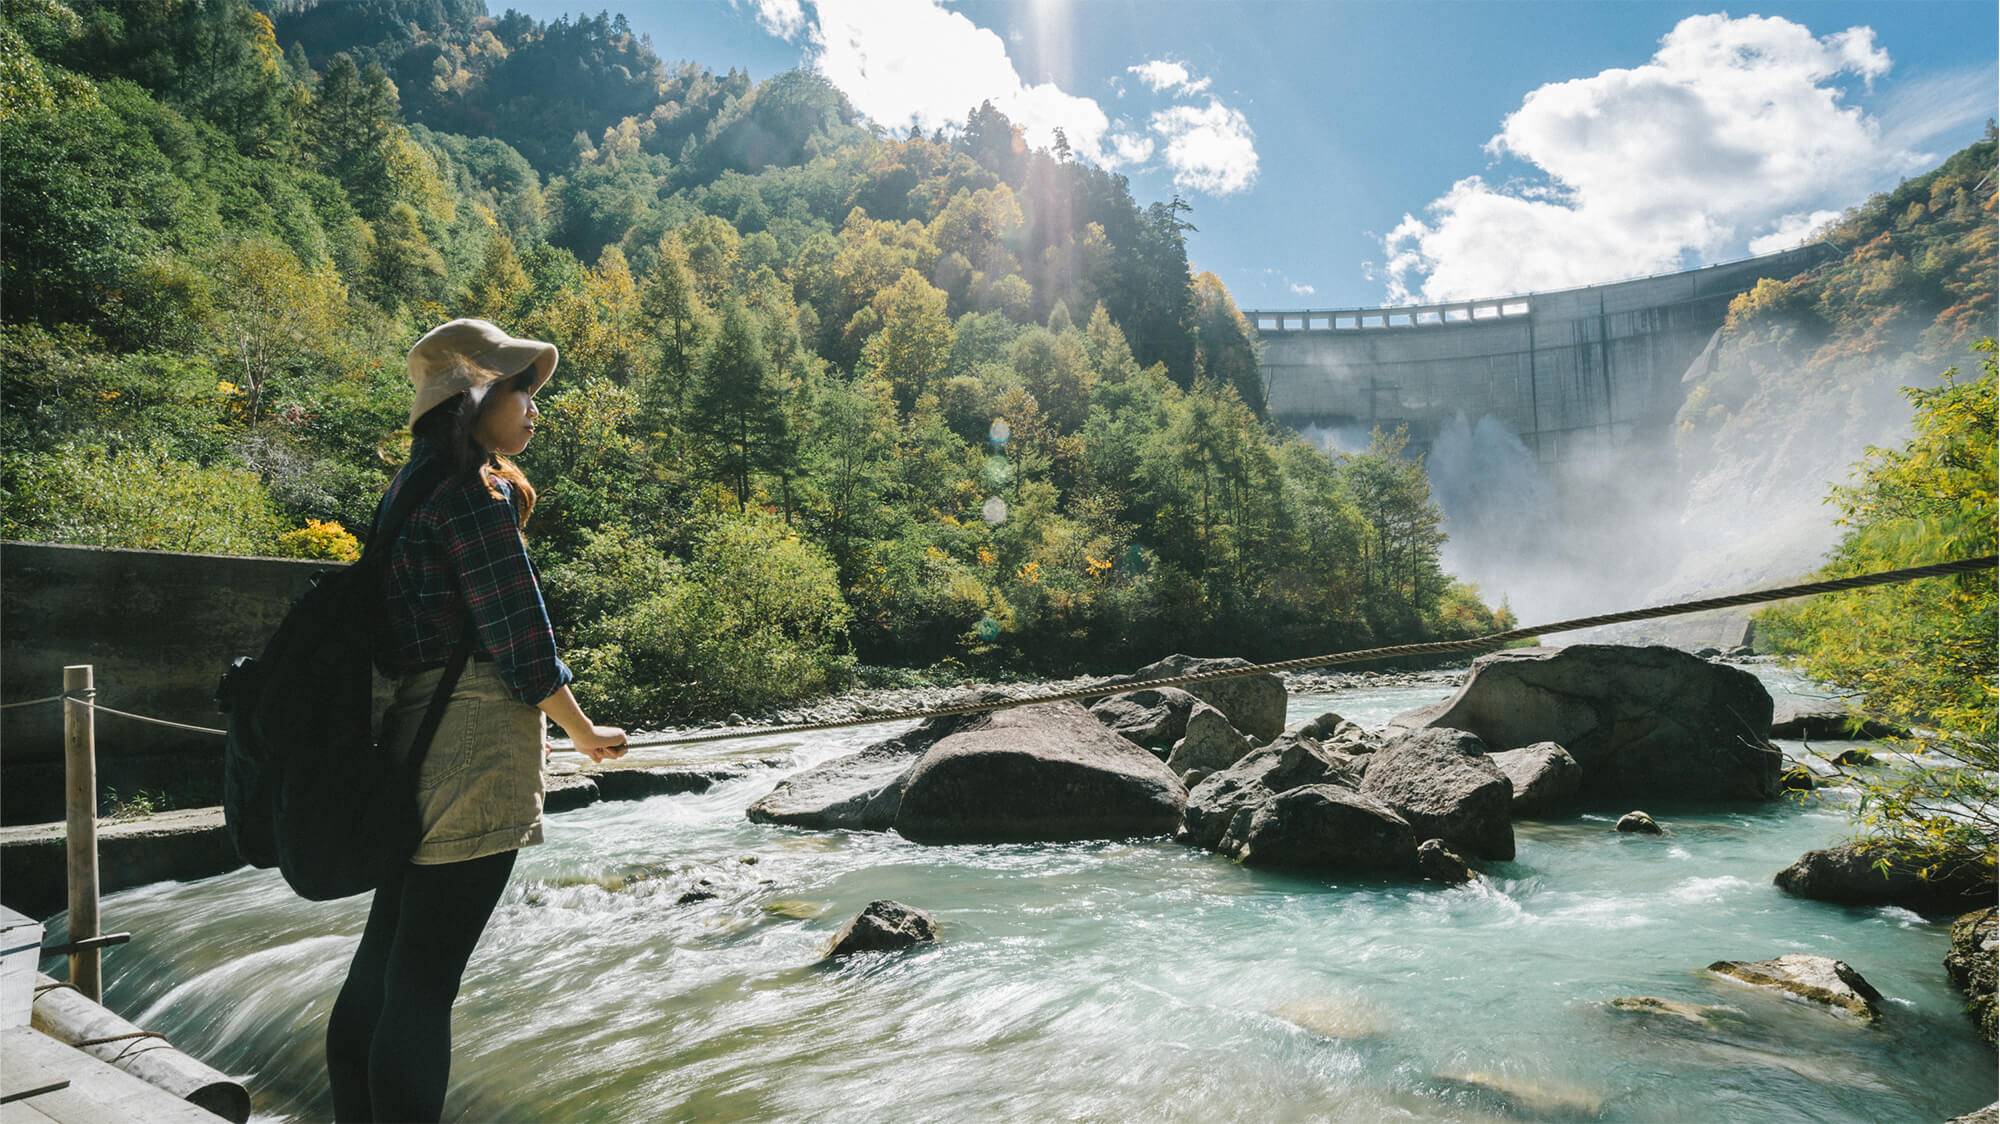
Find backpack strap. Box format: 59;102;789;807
403;628;475;780
359;457;453;574
367;457;478;782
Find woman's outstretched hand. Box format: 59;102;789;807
539;686;628;763
573;725;628;763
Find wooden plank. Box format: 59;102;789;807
0;1029;70;1103
0;1029;221;1124
0;1097;64;1123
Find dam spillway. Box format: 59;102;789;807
1246;243;1836;463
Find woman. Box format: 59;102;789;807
326;319;628;1122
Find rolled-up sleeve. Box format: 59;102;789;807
442;479;574;705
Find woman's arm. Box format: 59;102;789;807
538;685;627;762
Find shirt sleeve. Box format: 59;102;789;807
441;477;574;705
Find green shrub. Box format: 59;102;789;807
1;442;284;555
546;514;852;724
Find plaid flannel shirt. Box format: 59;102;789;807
372;441;573;705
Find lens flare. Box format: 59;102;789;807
982;496;1008;525
983;455;1012;487
989;419;1011;446
975;616;1001;641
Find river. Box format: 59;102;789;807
59;665;1999;1121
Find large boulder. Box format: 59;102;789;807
1388;644;1782;801
746;708;991;830
1165;702;1256;778
1358;728;1515;861
893;703;1186;844
1489;742;1581;816
1706;954;1884;1021
1089;686;1197;752
1107;654;1287;745
1181;735;1363;851
1773;842;1995;914
1946;907;1997;1045
1224;784;1417;875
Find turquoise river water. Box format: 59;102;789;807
64;666;1998;1121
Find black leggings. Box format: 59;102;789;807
326;850;517;1123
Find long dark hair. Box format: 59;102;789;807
411;364;538;528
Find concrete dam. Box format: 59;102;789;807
1245;243;1835;463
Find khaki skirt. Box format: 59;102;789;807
384;660;546;864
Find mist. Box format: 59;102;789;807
1417;340;1945;631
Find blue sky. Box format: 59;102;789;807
503;0;1997;312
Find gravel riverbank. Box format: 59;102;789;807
597;665;1479;749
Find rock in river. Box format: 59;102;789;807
1615;811;1664;835
1416;838;1477;884
826;900;938;957
1225;784;1417;875
1489;741;1581;816
1773;841;1995;914
1181;735;1363;852
1945;906;1997;1046
1768;697;1908;740
1089;686;1196;753
745;709;985;831
1706;953;1884;1020
1101;653;1287;745
1164;702;1256;779
1388;644;1782;801
893;703;1186;844
1358;728;1514;861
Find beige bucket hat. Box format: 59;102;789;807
406;318;558;427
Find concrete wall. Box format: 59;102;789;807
1247;245;1834;462
0;542;332;824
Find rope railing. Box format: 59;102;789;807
603;554;1997;750
0;692;227;736
4;555;1989;751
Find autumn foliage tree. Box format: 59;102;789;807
1760;340;1997;881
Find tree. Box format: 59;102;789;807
862;269;953;409
1192;271;1264;416
308;53;400;213
800;374;898;576
213;235;347;425
1012;328;1092;434
1760;340;1997;881
1341;426;1447;631
74;0;297;156
691;300;788;510
463;232;530;321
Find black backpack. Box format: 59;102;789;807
217;460;473;900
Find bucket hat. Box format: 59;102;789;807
406;318;558;427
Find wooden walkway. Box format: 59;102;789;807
1;1026;224;1123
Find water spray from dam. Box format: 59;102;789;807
1246;244;1864;621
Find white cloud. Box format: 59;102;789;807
1383;14;1927;304
749;1;1259;194
1150;99;1259;195
1128;59;1211;96
1108;130;1156;165
1747;209;1843;255
803;0;1120;165
1130;60;1191;92
1289;282;1316;296
745;0;806;40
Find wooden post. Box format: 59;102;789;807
63;664;101;1004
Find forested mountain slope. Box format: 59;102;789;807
2;0;1500;721
1666;130;1996;595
